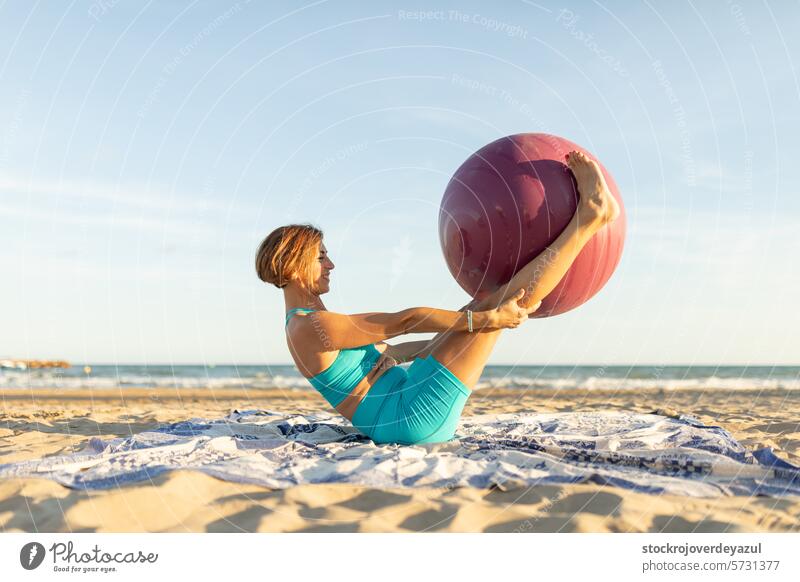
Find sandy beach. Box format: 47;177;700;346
1;386;798;533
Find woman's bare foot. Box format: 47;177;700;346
566;150;621;227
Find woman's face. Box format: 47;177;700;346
313;242;335;294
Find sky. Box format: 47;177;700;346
1;0;798;366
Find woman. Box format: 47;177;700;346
255;151;620;445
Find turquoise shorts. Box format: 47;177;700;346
351;354;471;445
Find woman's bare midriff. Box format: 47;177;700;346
288;341;396;422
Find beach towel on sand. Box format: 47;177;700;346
1;410;798;497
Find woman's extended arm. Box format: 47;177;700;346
399;293;535;335
291;290;536;352
292;307;496;352
403;307;499;335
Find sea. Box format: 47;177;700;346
1;364;799;391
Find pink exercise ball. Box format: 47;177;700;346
438;133;626;318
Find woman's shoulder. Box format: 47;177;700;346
284;307;319;326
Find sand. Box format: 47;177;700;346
1;386;799;532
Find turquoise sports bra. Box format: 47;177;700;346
285;307;382;408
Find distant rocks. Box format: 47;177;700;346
0;359;70;370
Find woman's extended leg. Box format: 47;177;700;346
428;151;621;389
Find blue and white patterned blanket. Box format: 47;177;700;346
1;410;798;497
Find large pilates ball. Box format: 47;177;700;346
438;133;626;317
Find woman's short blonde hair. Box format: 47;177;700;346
255;224;323;289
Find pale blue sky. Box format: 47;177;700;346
1;0;798;365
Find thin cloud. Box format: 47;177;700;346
0;200;215;238
0;175;227;213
